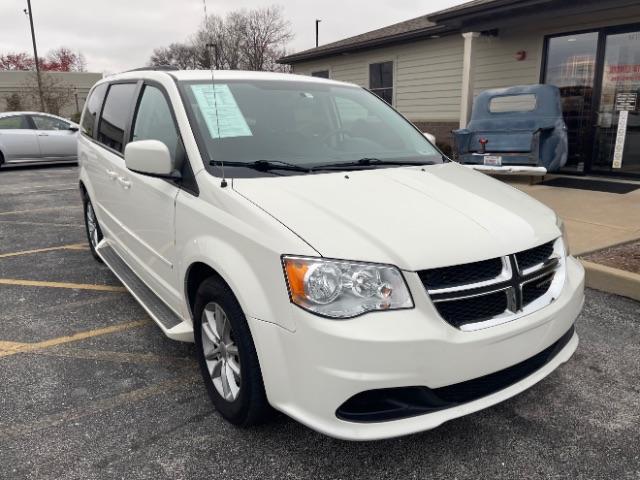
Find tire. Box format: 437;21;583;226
83;195;103;262
194;276;271;426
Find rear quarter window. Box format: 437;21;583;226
81;83;108;137
97;83;137;153
0;115;29;129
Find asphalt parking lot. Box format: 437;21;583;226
0;165;639;480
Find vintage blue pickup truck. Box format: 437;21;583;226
453;84;568;175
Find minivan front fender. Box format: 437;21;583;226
175;183;319;333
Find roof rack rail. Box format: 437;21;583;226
124;65;180;73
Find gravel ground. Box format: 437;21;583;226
583;240;640;274
1;165;639;480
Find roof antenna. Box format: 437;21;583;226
202;0;227;188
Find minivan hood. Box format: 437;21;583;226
232;163;559;270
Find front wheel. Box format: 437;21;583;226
194;276;271;426
83;195;103;262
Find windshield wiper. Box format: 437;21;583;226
311;158;436;170
210;160;311;173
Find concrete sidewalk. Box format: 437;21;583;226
511;179;640;255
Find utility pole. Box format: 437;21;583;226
315;19;321;48
24;0;45;112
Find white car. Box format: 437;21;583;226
0;112;79;167
78;69;584;441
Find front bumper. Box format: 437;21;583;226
249;256;585;441
464;164;548;176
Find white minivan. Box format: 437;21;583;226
78;68;584;441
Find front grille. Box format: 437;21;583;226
421;240;561;330
522;272;555;307
436;290;508;328
418;257;503;290
516;241;554;271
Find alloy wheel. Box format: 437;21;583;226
86;202;99;248
201;302;241;401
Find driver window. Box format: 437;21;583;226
132;85;181;164
333;95;402;149
334;96;370;127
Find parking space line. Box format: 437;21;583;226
0;374;200;438
0;243;88;259
0;206;82;216
0;278;126;292
35;346;195;367
0;340;28;352
0;220;83;228
0;319;150;358
0;187;77;196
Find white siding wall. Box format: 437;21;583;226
473;4;640;96
290;4;640;126
292;35;464;123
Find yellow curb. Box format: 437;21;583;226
580;260;640;302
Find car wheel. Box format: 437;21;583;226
83;195;103;262
194;276;271;426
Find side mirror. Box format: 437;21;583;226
124;140;178;178
68;126;79;132
423;132;436;144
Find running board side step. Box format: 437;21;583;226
96;241;194;342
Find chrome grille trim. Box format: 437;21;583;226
422;238;566;331
427;256;513;295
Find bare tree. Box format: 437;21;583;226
23;72;74;115
149;5;293;72
243;6;293;71
4;93;24;111
192;11;248;70
149;43;200;69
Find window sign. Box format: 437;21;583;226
191;84;253;139
612;110;628;169
614;92;637;111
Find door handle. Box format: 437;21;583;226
37;133;49;137
106;169;118;180
117;176;131;189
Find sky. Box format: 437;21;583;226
0;0;465;74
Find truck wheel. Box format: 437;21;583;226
194;276;271;426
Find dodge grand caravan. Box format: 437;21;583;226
78;69;584;441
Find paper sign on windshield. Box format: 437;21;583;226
191;84;252;139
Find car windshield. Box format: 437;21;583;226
180;79;442;175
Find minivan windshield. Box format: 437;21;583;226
180;79;442;175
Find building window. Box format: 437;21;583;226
369;61;393;104
311;70;330;78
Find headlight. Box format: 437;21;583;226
556;214;570;256
282;256;414;319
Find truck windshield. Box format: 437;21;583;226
180;79;441;175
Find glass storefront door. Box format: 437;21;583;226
544;33;599;173
592;30;640;175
